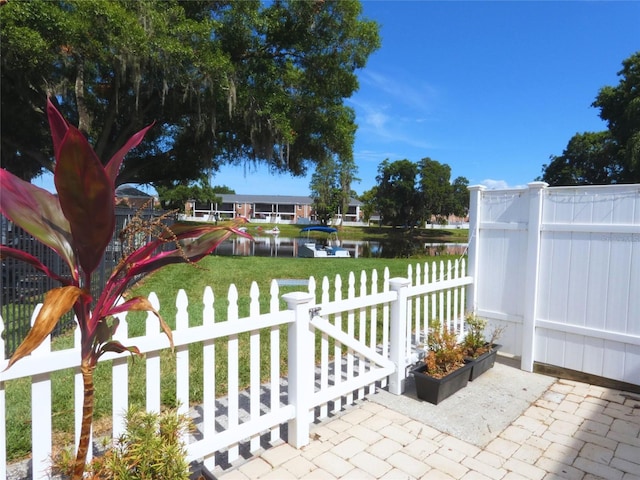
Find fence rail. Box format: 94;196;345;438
1;259;470;479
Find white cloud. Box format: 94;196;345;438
360;70;437;113
365;110;389;130
352;98;434;152
480;179;510;190
355;149;399;164
480;179;528;190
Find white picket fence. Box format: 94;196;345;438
0;259;471;479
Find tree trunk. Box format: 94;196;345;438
72;361;95;480
75;58;91;136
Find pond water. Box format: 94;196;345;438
213;236;468;258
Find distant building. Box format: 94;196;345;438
115;185;157;210
185;194;364;225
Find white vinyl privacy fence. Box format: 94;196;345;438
467;182;640;386
1;260;471;479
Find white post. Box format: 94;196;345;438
521;182;548;372
466;185;485;314
283;291;315;448
388;278;410;395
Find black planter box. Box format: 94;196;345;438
468;344;502;381
412;362;473;405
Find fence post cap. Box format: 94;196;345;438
282;291;314;307
388;277;411;289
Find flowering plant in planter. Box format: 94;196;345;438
412;324;470;404
422;324;465;378
462;313;505;381
462;313;504;359
0;99;251;479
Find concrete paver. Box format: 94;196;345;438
215;359;640;479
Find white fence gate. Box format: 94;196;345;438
468;182;640;386
1;260;471;479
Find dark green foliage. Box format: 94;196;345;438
371;158;469;227
309;155;359;225
375;159;421;228
0;0;380;189
539;132;620;185
155;177;228;211
540;52;640;185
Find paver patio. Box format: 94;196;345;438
212;359;640;480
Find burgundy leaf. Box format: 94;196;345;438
99;341;141;357
122;224;252;279
104;296;158;316
0;169;76;277
0;246;71;285
55;127;115;275
46;98;69;158
105;122;155;184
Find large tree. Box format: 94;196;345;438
593;52;640;182
372;158;469;227
539;132;620;185
374;159;422;228
358;187;378;224
540;52;640;185
309;156;341;225
418;157;452;221
450;176;470;217
154;178;233;212
337;155;359;226
0;0;380;190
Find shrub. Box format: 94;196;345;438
462;313;504;358
54;407;192;480
424;325;464;378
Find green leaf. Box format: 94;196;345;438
94;317;116;346
54;127;115;275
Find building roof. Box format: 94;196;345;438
116;185;152;198
218;194;363;206
219;194;311;204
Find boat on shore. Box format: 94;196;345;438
257;226;280;235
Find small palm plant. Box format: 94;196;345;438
54;407;193;480
0;99;251;479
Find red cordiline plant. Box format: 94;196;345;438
0;99;251;479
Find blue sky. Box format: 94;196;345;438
34;1;640;196
210;1;639;196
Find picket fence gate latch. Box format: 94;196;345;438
309;306;321;320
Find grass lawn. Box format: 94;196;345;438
4;238;466;462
